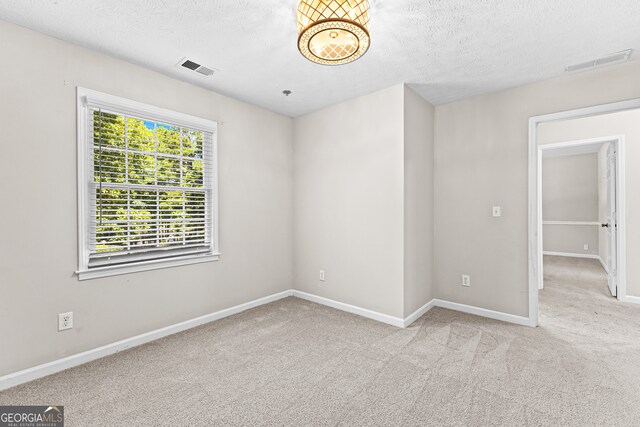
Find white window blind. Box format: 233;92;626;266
77;88;218;279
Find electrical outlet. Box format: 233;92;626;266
584;244;589;250
319;270;325;282
462;275;471;287
58;312;73;331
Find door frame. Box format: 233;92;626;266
528;98;640;327
606;142;618;297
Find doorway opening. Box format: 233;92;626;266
539;137;623;309
528;99;640;327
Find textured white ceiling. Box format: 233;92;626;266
1;0;639;117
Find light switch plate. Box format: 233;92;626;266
492;206;501;217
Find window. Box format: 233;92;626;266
77;88;218;280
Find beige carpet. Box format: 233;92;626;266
2;255;640;426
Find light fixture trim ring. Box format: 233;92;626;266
297;18;371;66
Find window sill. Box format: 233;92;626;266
76;253;220;281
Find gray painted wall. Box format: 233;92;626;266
293;84;436;319
542;154;599;256
0;20;294;376
293;85;406;318
434;59;640;317
543;225;599;256
403;86;435;316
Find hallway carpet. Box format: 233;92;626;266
2;255;640;426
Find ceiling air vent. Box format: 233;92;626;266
177;58;217;77
565;60;596;73
596;50;632;66
565;49;632;73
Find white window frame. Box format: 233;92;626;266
76;87;219;280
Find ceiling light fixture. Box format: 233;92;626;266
296;0;371;66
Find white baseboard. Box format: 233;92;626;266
621;295;640;305
432;299;533;327
403;299;436;327
291;290;406;328
543;251;600;259
292;291;436;328
0;290;293;392
291;291;531;328
598;256;609;273
0;289;534;392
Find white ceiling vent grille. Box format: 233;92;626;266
177;58;217;77
565;50;632;73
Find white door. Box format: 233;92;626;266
606;144;617;297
